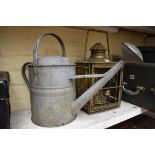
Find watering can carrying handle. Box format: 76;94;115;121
33;33;66;65
22;62;31;89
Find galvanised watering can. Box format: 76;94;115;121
22;33;143;127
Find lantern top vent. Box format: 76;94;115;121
89;43;107;51
88;43;109;62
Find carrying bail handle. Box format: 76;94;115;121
33;33;66;65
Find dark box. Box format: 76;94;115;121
0;72;10;129
138;46;155;63
0;72;10;98
122;63;155;112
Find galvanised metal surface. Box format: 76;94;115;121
29;65;76;127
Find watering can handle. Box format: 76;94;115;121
22;62;31;89
33;33;66;65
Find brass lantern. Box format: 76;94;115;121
76;43;123;114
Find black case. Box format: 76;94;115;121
122;63;155;112
0;72;10;98
0;100;10;129
138;46;155;63
0;81;9;98
0;72;10;129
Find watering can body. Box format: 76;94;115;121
22;33;79;127
29;58;77;126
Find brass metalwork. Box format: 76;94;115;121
87;43;109;62
76;42;123;114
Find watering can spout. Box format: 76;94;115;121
72;60;125;114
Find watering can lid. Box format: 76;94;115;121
37;56;75;66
